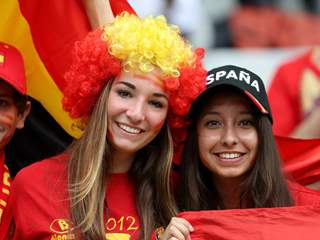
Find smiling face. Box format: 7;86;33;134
107;70;169;157
196;90;258;183
0;81;29;150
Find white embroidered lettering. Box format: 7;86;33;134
215;71;226;80
239;71;250;84
226;70;238;79
251;80;260;92
206;73;215;85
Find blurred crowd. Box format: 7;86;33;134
129;0;320;49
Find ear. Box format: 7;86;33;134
16;101;31;129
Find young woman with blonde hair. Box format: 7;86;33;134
10;13;206;240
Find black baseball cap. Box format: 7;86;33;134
189;65;273;123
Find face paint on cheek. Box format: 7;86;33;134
0;113;19;146
0;122;15;147
153;119;166;132
0;113;15;123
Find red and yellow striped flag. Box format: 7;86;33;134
0;1;91;138
0;0;136;139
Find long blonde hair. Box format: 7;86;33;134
68;80;176;239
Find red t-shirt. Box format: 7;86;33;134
268;50;320;136
11;154;141;239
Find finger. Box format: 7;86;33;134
168;225;186;240
171;217;194;232
170;221;191;237
169;237;179;240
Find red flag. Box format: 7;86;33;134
276;136;320;185
109;0;137;16
179;205;320;240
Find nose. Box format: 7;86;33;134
126;99;146;123
221;125;239;147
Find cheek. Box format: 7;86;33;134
148;110;167;131
107;127;115;142
241;130;258;152
0;111;17;128
197;135;213;158
153;118;165;132
0;111;18;145
197;130;220;147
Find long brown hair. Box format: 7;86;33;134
68;80;176;239
178;96;294;211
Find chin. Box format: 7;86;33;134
218;169;246;179
113;142;143;153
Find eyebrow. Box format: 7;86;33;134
153;92;168;101
203;110;253;116
117;81;168;100
117;81;135;89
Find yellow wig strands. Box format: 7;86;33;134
102;12;195;78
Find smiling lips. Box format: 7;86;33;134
216;152;245;162
117;122;143;134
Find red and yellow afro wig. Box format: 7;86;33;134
63;13;207;160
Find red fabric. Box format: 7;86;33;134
289;181;320;205
179;205;320;240
109;0;137;16
11;154;141;239
0;152;12;239
105;173;141;239
276;136;320;185
268;51;312;136
18;0;91;90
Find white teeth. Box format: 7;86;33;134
219;153;241;159
118;123;141;134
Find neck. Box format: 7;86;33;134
213;176;248;209
110;150;135;173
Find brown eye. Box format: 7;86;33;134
0;99;9;108
205;120;221;128
117;90;131;98
149;100;163;109
239;120;254;127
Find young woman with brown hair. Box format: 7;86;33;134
160;65;320;240
10;13;206;240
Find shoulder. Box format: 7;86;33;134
288;181;320;206
278;51;311;73
12;153;69;195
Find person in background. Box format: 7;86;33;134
268;47;320;139
0;42;30;237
